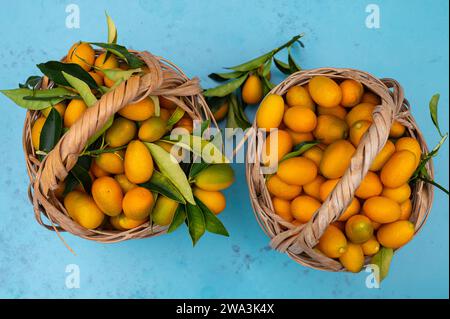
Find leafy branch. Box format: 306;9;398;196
410;94;449;195
203;34;305;130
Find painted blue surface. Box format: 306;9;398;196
0;0;448;299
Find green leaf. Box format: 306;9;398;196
75;155;92;170
101;68;141;83
86;116;114;147
261;75;275;94
273;58;291;75
223;34;303;73
203;73;249;97
227;52;273;72
429;94;443;137
288;49;302;73
91;42;144;69
200;119;211;136
262;59;272;77
63;172;80;196
208;71;245;82
281;141;319;162
162;134;228;164
70;162;93;193
195;197;229;237
370;247;394;284
145;143;195;204
39;108;62;153
226;93;251;131
37;61;99;89
105;12;118;44
167;205;187;233
167;107;185;127
207;95;228;112
62;72;98;107
140;171;186;204
185;203;206;246
0;87;76;110
189;161;210;179
62;71;107;146
19;76;41;89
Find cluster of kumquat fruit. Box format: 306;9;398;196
30;42;182;229
257;75;422;272
23;27;234;243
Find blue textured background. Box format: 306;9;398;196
0;0;448;299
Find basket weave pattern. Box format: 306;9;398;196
23;50;215;243
246;68;434;271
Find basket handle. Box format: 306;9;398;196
35;51;201;197
271;79;405;263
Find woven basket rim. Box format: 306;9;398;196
245;67;434;272
23;49;216;246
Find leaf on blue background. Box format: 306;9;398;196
203;73;249;97
106;12;118;44
186;203;206;246
288;48;302;73
273;58;291;75
195;197;229;237
429;93;443;137
0;87;76;110
226;52;273;72
19;76;42;89
208;71;245;82
226;93;251;132
167;205;187;233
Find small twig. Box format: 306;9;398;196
81;145;126;157
419;176;449;195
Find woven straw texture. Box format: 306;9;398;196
246;68;434;271
23;50;215;244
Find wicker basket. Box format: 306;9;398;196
23;50;215;245
246;68;434;271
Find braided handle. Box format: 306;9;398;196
251;68;406;270
36;51;202;196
